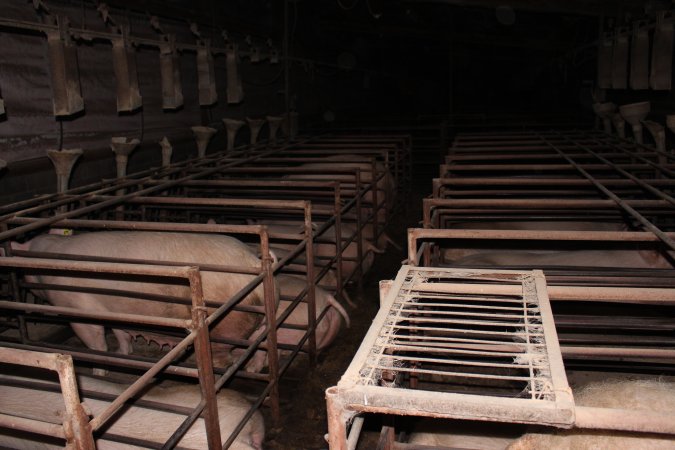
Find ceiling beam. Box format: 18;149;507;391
402;0;640;17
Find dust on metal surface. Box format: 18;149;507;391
337;265;573;425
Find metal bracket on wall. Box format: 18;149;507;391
630;21;649;90
112;26;142;112
225;37;244;104
159;34;184;110
650;11;674;90
46;15;84;117
197;40;218;106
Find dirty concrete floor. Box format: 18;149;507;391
260;190;423;450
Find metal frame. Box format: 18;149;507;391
325;126;675;449
0;130;407;448
325;266;675;450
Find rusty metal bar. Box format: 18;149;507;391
0;348;95;449
186;267;222;450
535;131;675;252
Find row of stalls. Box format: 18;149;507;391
325;119;675;448
0;122;411;448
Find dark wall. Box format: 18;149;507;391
0;0;289;204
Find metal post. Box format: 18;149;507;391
187;267;222;450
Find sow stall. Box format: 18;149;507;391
428;128;675;368
325;127;675;449
0;130;404;448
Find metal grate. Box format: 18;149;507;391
336;266;574;426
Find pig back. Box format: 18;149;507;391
0;375;265;450
24;231;268;339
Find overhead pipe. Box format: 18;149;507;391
191;126;217;158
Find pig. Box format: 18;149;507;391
0;375;264;449
251;220;381;280
245;274;350;372
11;231;276;372
407;379;675;450
441;221;630;262
453;248;673;269
249;221;383;284
408;419;523;449
261;244;357;308
509;379;675;449
282;155;396;240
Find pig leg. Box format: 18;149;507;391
70;322;108;376
113;329;133;355
238;324;268;373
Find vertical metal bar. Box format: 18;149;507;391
407;229;418;267
186;267;222;450
55;354;95;450
304;201;317;365
371;158;380;245
376;425;395;450
1;227;28;344
326;387;348;450
355;169;364;288
260;228;281;424
334;183;344;303
283;0;290;118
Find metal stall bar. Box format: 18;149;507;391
534;132;675;252
0;348;95;450
325;266;675;450
0;257;230;448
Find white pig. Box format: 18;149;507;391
453;248;672;269
11;231;276;371
0;375;264;449
245;274;350;372
509;379;675;449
